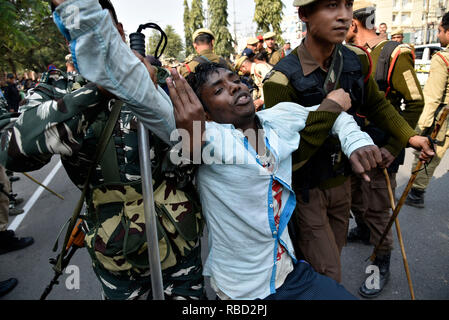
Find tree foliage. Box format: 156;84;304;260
0;0;67;75
183;0;194;57
147;25;184;61
254;0;284;37
190;0;205;32
207;0;234;58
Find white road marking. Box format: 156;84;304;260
9;161;63;232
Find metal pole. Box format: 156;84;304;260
137;121;165;300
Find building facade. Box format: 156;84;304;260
376;0;448;44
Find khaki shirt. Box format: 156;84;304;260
251;62;273;101
267;48;286;66
178;49;233;77
417;45;449;137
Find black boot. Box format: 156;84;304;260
347;223;371;245
359;253;391;298
0;230;34;255
0;278;18;297
405;188;425;208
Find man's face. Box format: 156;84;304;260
391;34;403;43
379;24;387;34
199;68;255;127
284;43;291;50
438;23;449;47
248;44;257;51
240;61;252;76
265;38;276;49
257;41;264;51
299;0;353;45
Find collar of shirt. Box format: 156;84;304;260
297;42;333;76
365;34;388;51
198;48;214;56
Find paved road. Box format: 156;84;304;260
1;150;448;300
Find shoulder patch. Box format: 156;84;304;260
264;70;289;86
345;44;368;57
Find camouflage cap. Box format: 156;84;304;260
192;28;215;42
353;1;375;14
293;0;317;7
234;56;249;71
263;31;276;40
391;29;404;36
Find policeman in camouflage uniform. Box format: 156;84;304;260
263;32;285;66
263;0;434;285
178;28;233;78
406;12;449;208
0;0;205;300
345;1;424;298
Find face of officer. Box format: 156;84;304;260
391;34;403;43
438;22;449;47
239;60;252;76
265;38;276;50
299;0;353;45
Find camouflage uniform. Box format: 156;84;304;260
0;71;206;300
178;49;233;78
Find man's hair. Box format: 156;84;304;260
254;51;269;62
379;22;387;26
99;0;119;25
186;62;229;111
194;33;214;45
353;7;376;30
442;11;449;31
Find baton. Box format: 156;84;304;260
383;168;415;300
137;122;165;300
370;106;449;262
21;172;64;200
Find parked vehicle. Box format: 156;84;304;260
414;43;443;87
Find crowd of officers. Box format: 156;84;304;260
1;0;449;300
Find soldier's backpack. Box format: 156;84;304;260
375;41;402;95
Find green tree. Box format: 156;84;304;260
254;0;284;38
190;0;205;32
147;25;184;61
208;0;234;58
183;0;194;57
0;0;67;74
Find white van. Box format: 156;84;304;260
414;43;443;87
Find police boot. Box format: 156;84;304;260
405;188;425;208
0;230;34;255
358;253;391;298
347;222;371;245
0;278;18;297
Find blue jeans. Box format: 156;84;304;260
264;261;357;300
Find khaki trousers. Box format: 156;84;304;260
351;169;395;255
293;178;352;283
0;165;10;232
412;133;449;190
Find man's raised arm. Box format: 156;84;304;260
51;0;175;144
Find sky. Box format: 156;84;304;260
110;0;296;41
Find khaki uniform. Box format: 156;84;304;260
0;165;10;232
250;62;273;101
412;46;449;190
351;37;424;254
263;43;417;282
178;49;233;78
267;48;285;66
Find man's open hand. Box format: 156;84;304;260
166;69;206;154
350;145;382;182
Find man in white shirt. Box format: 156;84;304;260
167;62;381;299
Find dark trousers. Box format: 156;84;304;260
264;261;357;300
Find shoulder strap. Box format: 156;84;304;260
53;99;123;274
375;41;401;93
436;52;449;71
